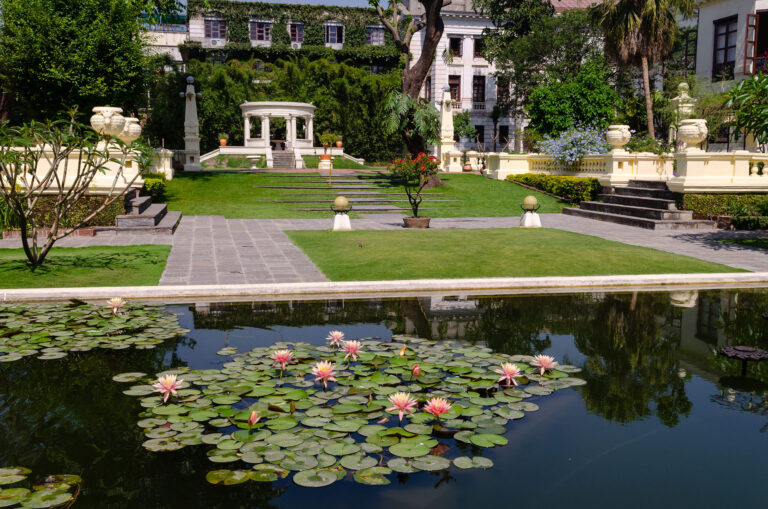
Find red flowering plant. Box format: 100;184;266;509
388;152;440;218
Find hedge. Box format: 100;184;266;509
682;194;768;218
27;196;125;228
142;173;168;201
507;174;601;203
731;216;768;230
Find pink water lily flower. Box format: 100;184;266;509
312;360;337;389
248;410;261;427
531;354;558;375
495;362;523;387
108;297;125;315
270;349;294;371
343;340;362;362
412;364;421;377
387;392;418;422
424;397;452;419
326;330;345;348
153;374;183;403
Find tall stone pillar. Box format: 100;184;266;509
181;76;202;171
307;116;314;144
261;116;270;148
243;115;251;146
438;85;456;171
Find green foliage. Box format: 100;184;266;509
382;91;439;153
0;200;21;230
226;10;250;43
682;194;768;219
625;134;673;155
142;173;168;202
0;0;152;121
727;73;768;148
730;216;768;230
527;56;617;136
272;22;291;47
346;24;367;47
507;174;601;203
454;110;476;140
303;155;370;170
23;196;125;229
390;153;441;217
304;23;325;46
319;131;338;147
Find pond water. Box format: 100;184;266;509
1;290;768;508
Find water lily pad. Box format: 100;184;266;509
388;442;430;458
353;467;391;485
250;464;289;482
469;433;508;448
19;490;72;508
340;454;377;470
412;455;451;471
280;455;319;471
323;443;360;456
386;458;419;473
293;469;337;488
112;372;148;383
453;456;494;469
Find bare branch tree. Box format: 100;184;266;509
0;116;143;268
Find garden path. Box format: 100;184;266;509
1;213;766;285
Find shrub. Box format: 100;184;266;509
538;126;609;170
389;153;440;217
682;194;768;219
142;172;168;201
0;199;21;230
507;174;601;203
20;196;124;229
625;133;674;155
731;216;768;230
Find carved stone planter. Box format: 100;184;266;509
90;106;126;137
606;125;631;152
403;217;431;228
677;119;708;152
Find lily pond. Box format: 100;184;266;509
1;290;768;508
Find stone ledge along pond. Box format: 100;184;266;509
0;290;767;508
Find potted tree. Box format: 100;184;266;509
390;152;440;228
319;131;337;162
218;133;229;147
453;110;475;171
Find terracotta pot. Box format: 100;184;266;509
335;140;343;148
320;154;332;161
462;163;473;172
403;217;431;229
219;139;227;147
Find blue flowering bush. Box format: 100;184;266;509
538;126;610;170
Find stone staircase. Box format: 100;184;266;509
94;195;182;236
563;180;715;230
272;151;294;169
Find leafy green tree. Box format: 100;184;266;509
382;91;439;155
0;0;160;121
591;0;695;138
527;56;618;136
453;110;475;140
727;73;768;151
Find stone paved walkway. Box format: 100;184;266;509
1;213;767;285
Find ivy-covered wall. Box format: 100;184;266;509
185;0;400;69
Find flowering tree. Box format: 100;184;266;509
538;126;610;171
727;73;768;152
389;153;440;218
0;117;140;268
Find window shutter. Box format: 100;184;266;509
745;13;758;75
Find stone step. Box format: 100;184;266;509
563;207;714;230
268;198;459;204
627;179;670;190
254;185;378;190
95;211;182;236
126;196;152;215
295;205;456;212
281;191;446;196
598;194;679;210
115;203;167;227
612;186;675;199
580;201;693;221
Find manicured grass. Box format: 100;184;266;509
286;229;744;280
0;245;171;289
302;155;373;170
718;238;768;250
165;172;338;219
419;173;566;217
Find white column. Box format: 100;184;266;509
307;116;314;144
261;116;270;147
244;115;251;145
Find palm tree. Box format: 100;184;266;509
592;0;695;138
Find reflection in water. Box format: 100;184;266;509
2;289;767;507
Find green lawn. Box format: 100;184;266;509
718;238;768;250
164;171;565;219
286;229;743;280
0;245;171;289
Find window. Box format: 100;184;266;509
499;125;510;147
250;21;271;42
712;15;737;80
475;125;485;143
325;24;344;44
473;38;485;58
204;19;226;39
682;28;697;72
370;65;386;74
496;84;509;104
290;23;304;43
425;76;432;102
366;26;385;46
448;75;461;102
472;76;486;103
449;37;462;58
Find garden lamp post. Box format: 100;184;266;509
331;195;352;231
520;195;542;228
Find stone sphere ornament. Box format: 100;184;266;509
117;117;142;144
522;195;539;212
605;125;632;151
90;106;126;137
333;195;349;212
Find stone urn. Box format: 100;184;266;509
605;125;631;152
90;106;126;137
677;119;708;152
403;217;430;228
117;117;142;144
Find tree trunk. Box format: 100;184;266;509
401;1;446;98
641;56;655;138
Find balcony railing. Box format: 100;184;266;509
142;23;188;33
